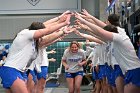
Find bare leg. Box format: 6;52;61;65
75;75;83;93
112;86;118;93
101;77;108;93
5;89;12;93
95;80;101;93
115;76;124;93
66;78;75;93
124;83;140;93
36;78;46;93
10;78;28;93
27;73;35;93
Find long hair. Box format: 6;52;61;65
103;25;118;33
108;14;120;27
28;22;45;52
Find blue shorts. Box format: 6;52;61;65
92;67;100;80
106;65;116;87
0;66;24;89
65;71;84;78
125;68;140;87
36;66;48;80
21;71;28;81
113;65;124;80
29;69;37;83
98;65;106;80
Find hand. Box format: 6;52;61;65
78;62;83;67
74;11;86;24
73;29;80;35
59;10;71;18
50;49;56;54
61;25;74;35
49;58;56;62
81;9;92;19
58;11;72;25
65;65;69;70
74;21;89;32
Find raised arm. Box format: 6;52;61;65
43;10;71;26
75;12;113;41
74;30;104;44
34;14;71;39
81;9;107;28
39;26;73;47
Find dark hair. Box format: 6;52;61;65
28;22;45;30
70;41;80;49
103;25;118;33
108;14;120;26
28;22;45;52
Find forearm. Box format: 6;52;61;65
44;21;59;28
43;16;59;26
41;37;61;47
39;30;64;47
82;20;113;41
86;18;96;24
79;32;103;44
81;60;87;66
90;16;106;28
34;22;67;39
62;61;68;67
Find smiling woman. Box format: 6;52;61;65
61;41;87;93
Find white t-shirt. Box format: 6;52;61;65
28;47;49;70
110;42;119;66
112;33;140;72
92;46;99;67
4;29;37;72
62;48;86;73
92;44;105;66
85;46;94;57
117;27;126;35
98;43;107;65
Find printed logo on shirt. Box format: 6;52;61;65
68;58;81;62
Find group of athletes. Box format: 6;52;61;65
0;9;140;93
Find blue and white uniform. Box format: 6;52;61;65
0;29;37;88
112;32;140;86
62;48;86;78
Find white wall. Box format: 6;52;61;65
0;0;101;41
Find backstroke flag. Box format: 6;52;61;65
106;0;117;12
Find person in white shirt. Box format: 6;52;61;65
75;13;140;93
62;41;86;93
77;10;125;93
35;48;56;93
0;12;71;93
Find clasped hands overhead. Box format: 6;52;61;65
58;9;91;36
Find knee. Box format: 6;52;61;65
69;89;74;93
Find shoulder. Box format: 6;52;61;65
78;49;85;53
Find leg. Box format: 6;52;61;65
10;77;28;93
112;86;118;93
5;89;12;93
36;78;46;93
101;77;108;93
115;76;124;93
75;75;83;93
27;73;35;93
124;83;140;93
95;80;101;93
66;78;75;93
